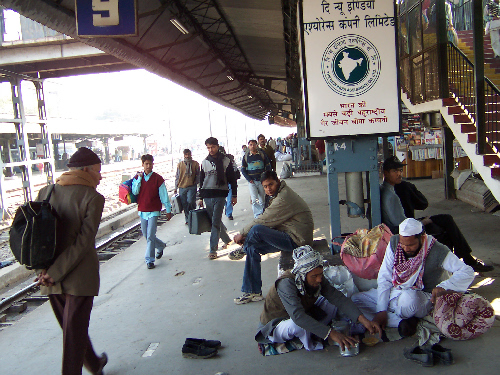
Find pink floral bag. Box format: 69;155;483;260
433;292;495;340
340;224;392;280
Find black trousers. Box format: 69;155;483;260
421;214;472;259
49;294;100;375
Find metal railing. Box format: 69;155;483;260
401;42;499;153
400;44;440;104
447;43;500;150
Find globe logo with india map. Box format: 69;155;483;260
321;34;381;97
334;48;368;85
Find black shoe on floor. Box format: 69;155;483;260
227;215;234;220
147;262;155;269
156;250;163;259
185;338;222;349
182;343;217;359
470;259;494;273
404;346;434;367
430;344;453;365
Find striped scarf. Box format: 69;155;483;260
291;246;324;296
392;235;435;290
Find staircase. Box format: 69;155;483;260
400;91;500;202
456;30;500;86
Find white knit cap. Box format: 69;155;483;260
399;218;424;236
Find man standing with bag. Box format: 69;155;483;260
35;147;108;375
198;137;238;259
174;149;200;225
132;154;172;269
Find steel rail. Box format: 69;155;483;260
0;282;38;312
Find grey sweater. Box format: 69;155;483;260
255;273;362;343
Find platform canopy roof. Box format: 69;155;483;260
0;0;300;122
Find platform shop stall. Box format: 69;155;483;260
396;112;471;179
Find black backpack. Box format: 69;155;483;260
9;184;59;270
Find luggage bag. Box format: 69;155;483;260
188;208;212;235
171;194;183;215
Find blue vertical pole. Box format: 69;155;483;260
326;141;341;242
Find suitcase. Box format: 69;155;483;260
188;208;212;235
170;194;183;215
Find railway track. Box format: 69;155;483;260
0;213;170;328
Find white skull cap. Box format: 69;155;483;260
399;218;423;236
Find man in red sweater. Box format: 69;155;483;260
132;154;172;269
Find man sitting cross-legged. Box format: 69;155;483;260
255;246;382;351
351;218;475;337
230;170;314;304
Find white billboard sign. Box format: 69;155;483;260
300;0;400;138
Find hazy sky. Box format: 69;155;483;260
0;69;290;156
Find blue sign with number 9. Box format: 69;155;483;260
76;0;137;37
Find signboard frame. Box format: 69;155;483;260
298;0;402;140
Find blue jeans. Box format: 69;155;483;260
204;197;231;253
140;216;165;263
179;185;197;223
225;184;233;217
248;180;265;218
241;225;297;294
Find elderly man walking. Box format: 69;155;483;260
174;149;200;225
351;218;475;337
230;170;314;304
256;246;381;351
35;147;108;375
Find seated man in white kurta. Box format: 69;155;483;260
351;218;475;337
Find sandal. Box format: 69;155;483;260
208;252;218;260
220;243;229;250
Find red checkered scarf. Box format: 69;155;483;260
392;235;436;290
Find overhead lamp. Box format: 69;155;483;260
227;75;234;81
170;18;189;34
248;95;253;99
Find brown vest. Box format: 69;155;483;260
260;271;318;325
177;160;199;188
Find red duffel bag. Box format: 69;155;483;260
340;224;392;280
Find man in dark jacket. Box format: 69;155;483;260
256;246;381;351
198;137;238;259
381;156;493;272
35;147;108;375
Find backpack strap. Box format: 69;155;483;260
43;184;56;203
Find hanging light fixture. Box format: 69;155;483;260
170;18;189;34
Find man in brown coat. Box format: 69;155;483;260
35;147;107;375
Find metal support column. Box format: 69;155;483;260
442;121;456;199
473;0;486;155
326;137;381;245
10;78;34;202
436;0;449;99
34;81;55;185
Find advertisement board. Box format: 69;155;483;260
300;0;401;138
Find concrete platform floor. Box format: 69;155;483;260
0;171;499;375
